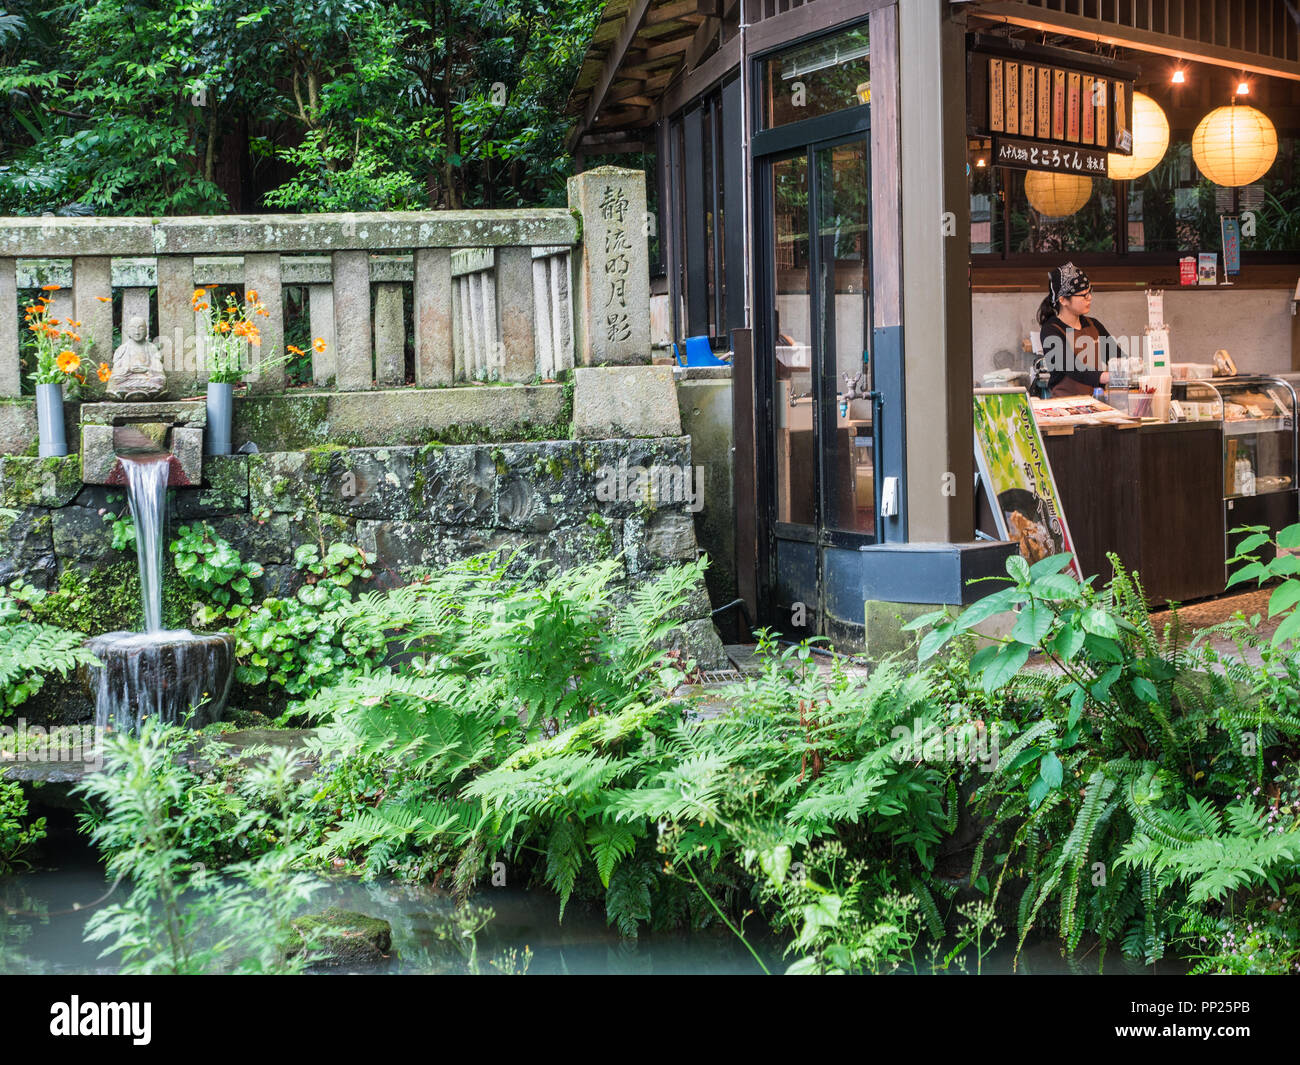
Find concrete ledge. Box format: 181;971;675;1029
233;384;570;451
0;211;580;257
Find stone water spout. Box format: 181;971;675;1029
79;403;235;733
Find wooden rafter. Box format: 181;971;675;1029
573;0;657;146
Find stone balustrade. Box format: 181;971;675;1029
0;166;651;400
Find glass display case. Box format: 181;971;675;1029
1171;375;1298;548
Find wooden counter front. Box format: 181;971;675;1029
1042;422;1226;603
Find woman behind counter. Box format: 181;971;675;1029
1036;262;1114;398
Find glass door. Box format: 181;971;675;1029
759;133;875;635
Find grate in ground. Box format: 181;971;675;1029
697;669;744;684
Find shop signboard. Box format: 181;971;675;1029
973;389;1083;580
993;137;1109;175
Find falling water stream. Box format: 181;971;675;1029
121;454;169;633
85;449;234;733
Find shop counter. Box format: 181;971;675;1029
1040;421;1232;603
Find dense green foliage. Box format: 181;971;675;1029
0;578;100;716
7;518;1300;974
0;0;603;215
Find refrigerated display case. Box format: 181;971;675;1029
1171;375;1298;557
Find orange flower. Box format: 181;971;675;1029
47;318;60;326
56;350;79;374
287;345;304;356
194;301;210;311
192;288;206;301
40;284;60;292
256;307;269;317
96;296;111;303
97;362;112;383
313;337;327;353
216;320;231;334
245;290;259;303
70;333;82;343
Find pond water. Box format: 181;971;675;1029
0;842;1182;976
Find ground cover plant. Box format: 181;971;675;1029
5;522;1300;974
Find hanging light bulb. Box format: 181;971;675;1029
1024;171;1092;217
1192;103;1278;186
1171;68;1186;85
1236;80;1250;95
1108;91;1170;181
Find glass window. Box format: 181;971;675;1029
762;25;870;130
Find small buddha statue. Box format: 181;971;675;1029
108;316;166;400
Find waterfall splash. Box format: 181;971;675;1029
84;449;235;734
121;454;168;632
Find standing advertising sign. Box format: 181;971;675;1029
973;389;1083;580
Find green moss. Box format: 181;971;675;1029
32;560;194;634
489;447;507;476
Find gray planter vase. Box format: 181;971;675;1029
206;381;234;455
36;382;67;458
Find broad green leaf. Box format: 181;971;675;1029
1006;555;1030;583
1038;751;1063;789
1269;581;1300;618
917;625;954;663
980;643;1031;693
1081;607;1120;638
1277;524;1300;549
1028;552;1075;578
1225;560;1269;588
1011;602;1053;646
1233;532;1271;555
1028;775;1050;809
1131;677;1159;703
1049;624;1085;661
955;588;1022;631
1271;610;1300;648
1032;573;1081;600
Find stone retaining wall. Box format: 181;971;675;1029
0;437;728;669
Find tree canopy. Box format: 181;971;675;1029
0;0;603;215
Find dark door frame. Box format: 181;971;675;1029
752;103;876;635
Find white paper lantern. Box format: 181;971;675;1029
1108;91;1170;180
1192;104;1278;187
1024;170;1092;217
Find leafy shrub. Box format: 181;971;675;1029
0;776;46;872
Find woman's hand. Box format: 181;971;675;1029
1100;371;1110;384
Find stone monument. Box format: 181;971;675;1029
108;316;167;400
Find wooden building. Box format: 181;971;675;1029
567;0;1300;650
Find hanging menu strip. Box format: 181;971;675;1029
1005;62;1019;134
1082;76;1095;143
979;50;1132;155
1066;72;1081;142
990;59;1004;132
1022;64;1036;136
1113;81;1130;152
1095;78;1108;148
1052;70;1066;141
1037;68;1051;140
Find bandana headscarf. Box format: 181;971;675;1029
1048;262;1090;307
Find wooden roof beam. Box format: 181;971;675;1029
572;0;657;147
